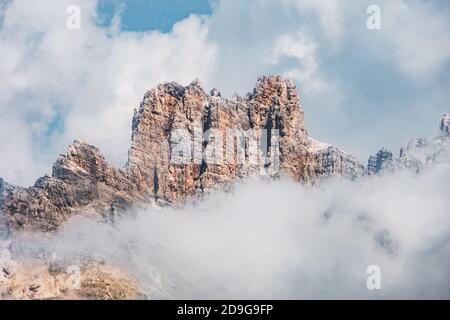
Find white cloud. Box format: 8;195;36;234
381;1;450;77
289;0;351;42
264;33;330;94
15;162;450;298
287;0;450;78
203;0;330;96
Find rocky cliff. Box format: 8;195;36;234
366;148;394;175
0;75;365;235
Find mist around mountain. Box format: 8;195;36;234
2;152;449;299
1;111;449;299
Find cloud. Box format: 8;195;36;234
203;0;330;96
264;33;330;94
289;0;351;42
11;161;450;299
381;1;450;77
286;0;450;78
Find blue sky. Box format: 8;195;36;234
97;0;212;32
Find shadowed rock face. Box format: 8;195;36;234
367;148;394;175
0;75;363;235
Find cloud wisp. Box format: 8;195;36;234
15;162;449;299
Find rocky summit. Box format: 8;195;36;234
367;113;450;175
1;74;422;236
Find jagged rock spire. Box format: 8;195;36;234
440;113;450;136
366;148;394;175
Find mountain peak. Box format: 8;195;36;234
440;113;450;136
1;76;363;235
367;114;450;175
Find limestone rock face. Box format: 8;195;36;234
0;75;364;234
126;75;314;203
310;146;364;179
302;140;364;180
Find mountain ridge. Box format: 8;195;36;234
367;113;450;175
0;75;447;236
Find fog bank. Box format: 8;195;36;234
12;164;450;299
